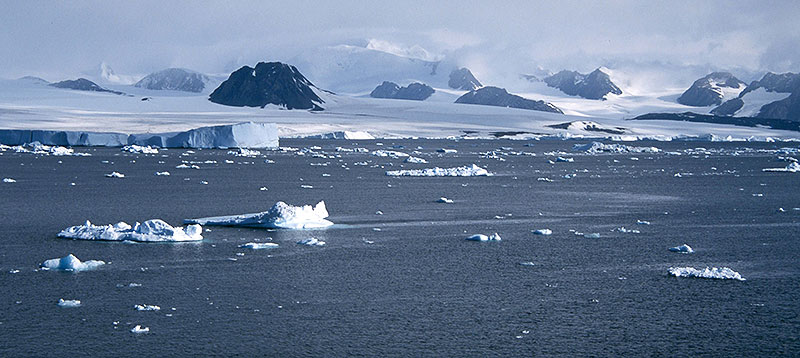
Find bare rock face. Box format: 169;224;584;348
448;68;482;91
209;62;324;110
50;78;124;95
370;81;434;100
677;72;745;107
455;86;563;114
544;68;622;100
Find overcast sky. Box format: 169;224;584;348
1;0;798;81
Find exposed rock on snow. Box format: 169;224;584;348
239;242;279;249
763;161;800;172
386;164;492;177
134;68;210;93
466;233;502;241
668;267;744;281
448;67;482;91
58;220;203;242
57;299;82;308
297;237;326;246
573;141;661;154
209;61;325;110
544;68;622;100
41;254;105;272
678;72;744;107
186;201;333;229
370;81;435;100
669;244;694;253
455;86;563;113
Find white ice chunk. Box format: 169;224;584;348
372;150;409;158
763;162;800;173
239;242;279;249
668;244;694;253
155;171;170;176
131;325;150;334
3;178;16;183
386;164;492;177
57;299;81;308
105;171;125;178
584;233;601;239
466;233;501;241
404;156;428;164
668;267;744;281
532;229;552;235
555;156;574;162
437;148;457;154
122;145;158;154
310;131;375;140
297;237;326;246
186;201;333;229
228;148;261;157
134;304;161;311
574;142;660;154
41;254;105;272
437;197;454;204
58;220;203;242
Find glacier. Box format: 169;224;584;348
186;201;333;229
58;220;203;242
0;122;278;149
41;254;105;272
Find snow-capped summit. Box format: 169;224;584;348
97;62;140;85
448;68;482;91
209;62;326;110
711;72;800;120
677;72;745;107
544;68;622;100
135;68;211;93
455;86;563;113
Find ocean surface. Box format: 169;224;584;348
1;139;798;357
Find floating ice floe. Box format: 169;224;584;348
131;325;150;334
437;197;454;204
41;254;105;272
239;242;279;249
105;172;125;178
532;229;552;235
573;142;660;154
555;156;574;162
186;201;333;229
57;299;81;308
637;220;651;225
669;244;694;253
134;304;161;311
297;237;326;246
155;171;170;176
58;220;203;242
310;131;374;140
0;142;89;156
762;162;800;173
386;164;492;177
584;233;601;239
614;227;640;234
228;148;261;157
466;233;502;242
372;150;408;158
122;145;158;154
437;148;457;154
404;156;428;164
668;267;744;281
519;261;536;266
3;178;16;183
175;164;200;169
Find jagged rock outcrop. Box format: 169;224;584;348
544;68;622;100
135;68;210;93
50;78;124;95
448;68;482;91
677;72;745;107
209;62;324;110
455;86;562;113
370;81;434;100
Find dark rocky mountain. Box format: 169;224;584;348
712;72;800;120
370;81;435;100
209;62;324;110
544;68;622;100
50;78;124;95
448;68;482;91
677;72;744;107
135;68;209;93
455;86;562;113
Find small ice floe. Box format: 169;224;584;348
668;244;694;253
532;229;552;236
8;269;20;274
228;148;261;157
555;156;574;163
175;164;200;169
186;201;333;229
437;148;457;154
297;237;326;246
122;145;158;154
41;254;105;272
2;178;16;183
668;267;744;281
105;172;125;178
465;233;502;242
372;150;408;158
636;220;651;225
375;210;384;215
573;142;660;154
130;325;150;334
614;227;640;234
537;177;553;182
437;197;454;204
762;162;800;173
259;187;268;191
404;156;428;164
6;142;89;156
239;242;279;249
584;233;601;239
155;171;170;176
59;220;202;242
519;261;535;266
57;299;81;308
300;184;313;189
134;304;160;311
386;164;492;177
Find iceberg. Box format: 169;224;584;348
404;156;428;164
239;242;279;249
131;325;150;334
134;304;161;311
437;197;454;204
122;145;158;154
386;164;492;177
763;162;800;172
532;229;552;235
3;178;16;183
466;233;502;242
105;171;125;178
668;244;694;253
297;237;326;246
0;141;88;156
309;131;375;140
372;150;409;158
57;299;81;308
58;220;203;242
668;267;745;281
555;156;574;162
41;254;105;272
437;148;457;154
573;142;660;154
186;201;333;229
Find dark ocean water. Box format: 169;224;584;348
0;139;798;357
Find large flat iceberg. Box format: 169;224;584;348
668;266;744;281
386;164;492;177
573;142;661;154
58;220;203;242
0;122;278;149
41;254;105;272
186;201;333;229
